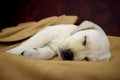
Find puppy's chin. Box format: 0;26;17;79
73;54;101;61
74;54;111;61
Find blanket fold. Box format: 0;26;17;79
0;15;78;42
0;15;120;80
0;15;78;51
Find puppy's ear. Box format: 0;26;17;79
71;21;105;34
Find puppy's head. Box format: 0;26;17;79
59;21;111;61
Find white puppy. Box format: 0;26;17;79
6;21;111;61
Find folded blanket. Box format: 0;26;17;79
0;15;120;80
0;15;78;51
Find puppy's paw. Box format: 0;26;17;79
20;47;56;60
6;49;22;55
20;48;40;59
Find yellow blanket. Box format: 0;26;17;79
0;15;120;80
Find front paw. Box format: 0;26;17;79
20;47;55;60
20;48;38;58
6;49;23;55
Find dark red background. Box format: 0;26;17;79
0;0;120;36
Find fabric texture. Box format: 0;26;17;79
0;15;120;80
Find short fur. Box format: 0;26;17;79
7;21;111;61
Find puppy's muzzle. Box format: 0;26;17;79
61;49;73;60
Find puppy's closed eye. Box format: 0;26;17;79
82;36;87;46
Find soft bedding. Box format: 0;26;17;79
0;15;120;80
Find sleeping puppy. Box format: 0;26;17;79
6;21;111;61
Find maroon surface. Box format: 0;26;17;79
0;0;120;36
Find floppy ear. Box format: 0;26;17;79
71;20;105;34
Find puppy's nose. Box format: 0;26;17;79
61;49;73;60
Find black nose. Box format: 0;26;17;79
61;49;73;60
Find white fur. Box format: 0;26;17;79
6;21;111;61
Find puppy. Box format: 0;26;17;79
6;21;111;61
